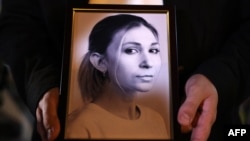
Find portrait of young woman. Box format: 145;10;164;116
63;11;173;140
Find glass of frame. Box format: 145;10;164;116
59;1;178;141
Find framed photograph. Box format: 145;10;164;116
59;1;178;140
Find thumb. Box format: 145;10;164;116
178;98;201;132
177;74;208;132
40;88;60;141
44;115;60;141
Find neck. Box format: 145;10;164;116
93;82;140;120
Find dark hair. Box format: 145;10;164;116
78;14;158;103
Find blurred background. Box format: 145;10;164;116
0;61;33;141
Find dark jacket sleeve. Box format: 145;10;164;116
175;0;250;108
0;0;61;115
174;1;250;140
195;0;250;108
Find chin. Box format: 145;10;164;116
136;84;154;92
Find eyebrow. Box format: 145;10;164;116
151;42;160;46
122;42;159;46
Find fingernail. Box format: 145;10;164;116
181;114;190;125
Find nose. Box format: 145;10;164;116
139;52;152;69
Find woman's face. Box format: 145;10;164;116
105;25;161;93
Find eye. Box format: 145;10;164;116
124;48;139;54
149;48;160;54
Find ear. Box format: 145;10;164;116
89;52;107;73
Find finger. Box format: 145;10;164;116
178;93;205;126
178;102;200;133
46;116;60;141
41;98;60;140
178;88;208;133
190;97;217;141
42;90;60;140
190;110;216;141
178;75;210;131
36;107;47;141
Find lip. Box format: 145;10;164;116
136;75;154;82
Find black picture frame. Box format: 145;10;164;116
59;1;179;140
